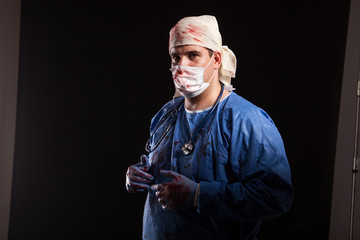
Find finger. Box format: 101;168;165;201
127;169;152;184
155;189;166;198
135;169;153;180
130;174;152;184
158;196;167;205
139;166;149;172
127;185;146;193
151;184;161;191
130;165;154;180
128;180;150;191
162;203;171;211
151;180;176;192
151;183;170;192
126;182;146;193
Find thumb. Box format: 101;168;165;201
160;170;179;179
140;154;149;167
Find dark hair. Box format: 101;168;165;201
208;49;214;57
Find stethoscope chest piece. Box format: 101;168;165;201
181;142;194;155
180;84;225;156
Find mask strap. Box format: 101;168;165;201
204;54;214;70
205;54;216;84
207;69;216;84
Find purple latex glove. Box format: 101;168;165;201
151;170;197;210
126;154;153;193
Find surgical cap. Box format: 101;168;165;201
169;15;237;89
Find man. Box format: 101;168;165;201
126;15;293;240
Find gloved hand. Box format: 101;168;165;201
151;170;198;210
126;154;154;193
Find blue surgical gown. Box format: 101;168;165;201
143;92;293;240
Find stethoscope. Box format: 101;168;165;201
144;105;180;154
145;84;224;156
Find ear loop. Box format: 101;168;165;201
204;53;217;84
206;68;216;85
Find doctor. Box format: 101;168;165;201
126;15;293;240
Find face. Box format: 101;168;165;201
170;45;212;67
170;45;221;83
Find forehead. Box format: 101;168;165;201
170;45;208;55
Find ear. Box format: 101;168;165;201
213;51;222;69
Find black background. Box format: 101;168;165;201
9;0;350;239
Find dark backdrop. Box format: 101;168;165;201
9;1;350;239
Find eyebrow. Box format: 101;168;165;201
186;50;201;55
170;50;202;57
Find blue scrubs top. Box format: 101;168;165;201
143;92;293;240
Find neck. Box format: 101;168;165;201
184;81;229;111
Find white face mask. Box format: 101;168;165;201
170;56;215;98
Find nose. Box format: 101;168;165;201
178;56;189;66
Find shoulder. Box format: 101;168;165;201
149;97;184;132
222;93;285;155
222;92;274;126
156;97;184;114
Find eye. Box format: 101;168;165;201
171;55;180;62
189;53;199;59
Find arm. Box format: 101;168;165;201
197;109;293;221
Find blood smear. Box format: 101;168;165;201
186;24;203;38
